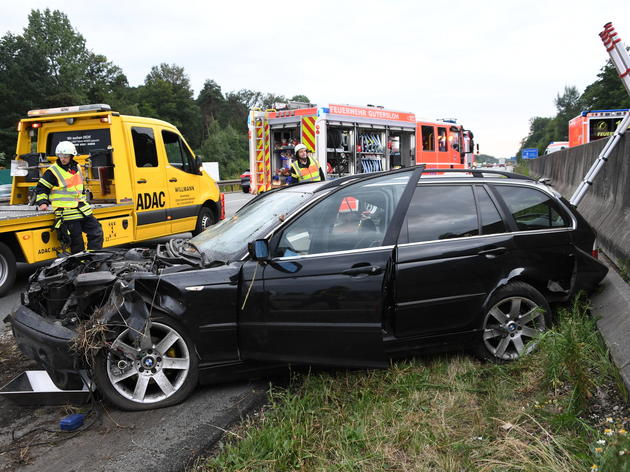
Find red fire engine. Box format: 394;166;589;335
248;103;475;194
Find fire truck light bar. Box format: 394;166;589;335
27;104;111;117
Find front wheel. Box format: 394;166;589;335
192;206;215;236
92;319;199;410
476;281;551;362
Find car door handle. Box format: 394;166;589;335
137;179;147;184
169;178;178;182
342;265;383;276
478;246;507;258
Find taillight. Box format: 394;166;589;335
219;193;225;220
592;240;599;259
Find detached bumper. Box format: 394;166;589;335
9;305;83;388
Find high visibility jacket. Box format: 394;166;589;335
291;157;322;183
36;163;92;220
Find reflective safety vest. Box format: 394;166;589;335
291;157;322;183
40;163;92;220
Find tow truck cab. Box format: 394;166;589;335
11;104;222;241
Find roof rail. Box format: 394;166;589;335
421;168;534;181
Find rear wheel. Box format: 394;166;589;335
476;282;551;362
0;241;16;297
192;206;215;236
92;319;198;411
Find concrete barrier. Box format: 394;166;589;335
528;135;630;270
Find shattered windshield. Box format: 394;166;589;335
190;189;313;262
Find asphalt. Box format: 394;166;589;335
591;256;630;393
8;381;268;472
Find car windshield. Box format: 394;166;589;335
190;189;313;262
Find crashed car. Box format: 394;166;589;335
9;166;608;410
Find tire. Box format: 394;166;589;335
92;319;199;411
242;184;250;194
192;206;215;236
476;281;551;362
0;241;17;297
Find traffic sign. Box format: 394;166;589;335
522;148;539;159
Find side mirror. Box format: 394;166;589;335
248;239;270;261
196;156;203;174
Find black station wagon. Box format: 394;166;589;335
9;166;608;410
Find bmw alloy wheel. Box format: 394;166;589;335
482;295;547;361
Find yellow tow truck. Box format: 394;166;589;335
0;103;223;296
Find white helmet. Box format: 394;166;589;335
55;141;77;157
294;143;307;154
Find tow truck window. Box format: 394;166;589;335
421;126;434;151
132;127;158;168
162;130;196;174
438;127;447;152
46;129;111;156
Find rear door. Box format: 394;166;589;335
392;183;514;338
128;125;171;239
238;170;419;367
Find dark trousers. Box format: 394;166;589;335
65;215;104;253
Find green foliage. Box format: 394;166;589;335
0;9;128;162
0;9;311;171
198;122;248;179
523;293;623;413
518;53;630;157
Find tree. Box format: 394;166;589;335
0;9;128;161
197;80;226;136
137;63;202;147
290;94;311;103
198;122;248;179
580;59;630;110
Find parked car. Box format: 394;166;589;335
8;166;608;410
240;170;251;193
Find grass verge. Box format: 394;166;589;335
193;296;628;472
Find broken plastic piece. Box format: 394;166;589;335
60;413;85;431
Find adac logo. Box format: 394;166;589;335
136;191;166;210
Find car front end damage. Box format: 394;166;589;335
9;241;203;390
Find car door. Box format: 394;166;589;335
238;170;419;368
128;125;171;239
491;184;575;293
392;183;515;338
160;130;202;233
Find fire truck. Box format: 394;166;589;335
568;109;629;147
247;103;475;194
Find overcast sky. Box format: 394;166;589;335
3;0;630;157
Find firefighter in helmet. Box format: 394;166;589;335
289;144;325;183
35;141;103;253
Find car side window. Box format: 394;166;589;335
162;130;196;174
275;173;410;257
476;186;506;235
494;185;571;231
132;127;158;168
402;185;479;243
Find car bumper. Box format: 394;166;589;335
9;305;82;384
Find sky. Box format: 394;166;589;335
2;0;630;158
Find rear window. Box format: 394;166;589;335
46;129;111;156
494;185;571;231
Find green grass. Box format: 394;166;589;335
193;297;628;472
513;161;531;177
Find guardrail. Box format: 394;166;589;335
217;179;242;193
